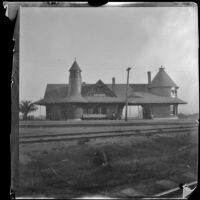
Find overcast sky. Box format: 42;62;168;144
20;6;198;115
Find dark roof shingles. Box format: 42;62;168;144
149;68;177;87
36;82;186;105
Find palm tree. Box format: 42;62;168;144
19;100;38;120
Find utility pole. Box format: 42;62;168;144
125;67;131;121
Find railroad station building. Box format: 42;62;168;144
35;60;186;120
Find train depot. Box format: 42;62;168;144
35;60;186;120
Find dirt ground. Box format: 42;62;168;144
18;129;198;198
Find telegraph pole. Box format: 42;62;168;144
125;67;131;121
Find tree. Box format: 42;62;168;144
19;100;37;120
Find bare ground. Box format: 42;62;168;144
18;129;198;198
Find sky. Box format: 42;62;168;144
20;6;198;115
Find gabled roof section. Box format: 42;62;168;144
44;84;68;99
34;84;67;105
36;80;119;105
81;80;117;97
128;92;187;105
149;67;177;88
96;79;104;86
107;84;149;100
129;84;149;92
35;82;186;105
107;84;133;100
69;59;81;72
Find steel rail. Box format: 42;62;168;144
19;126;198;144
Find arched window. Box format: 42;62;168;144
171;87;175;97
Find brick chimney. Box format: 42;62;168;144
147;71;151;84
112;77;115;93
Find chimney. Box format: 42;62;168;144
147;71;151;84
112;77;115;93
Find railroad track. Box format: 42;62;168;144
19;124;198;144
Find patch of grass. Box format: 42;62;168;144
19;132;198;197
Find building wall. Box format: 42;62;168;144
142;105;152;119
46;104;62;120
46;104;84;120
116;105;124;119
46;103;176;120
46;104;69;120
82;103;124;119
140;104;178;119
151;104;171;118
67;104;83;119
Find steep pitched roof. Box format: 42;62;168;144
107;83;149;101
35;81;123;105
107;84;133;101
127;92;186;104
44;84;67;99
130;84;149;92
35;82;186;105
82;80;117;97
69;60;81;72
149;67;177;88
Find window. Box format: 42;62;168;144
171;87;177;98
170;105;175;115
171;88;175;97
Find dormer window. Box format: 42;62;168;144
171;89;175;97
171;87;177;98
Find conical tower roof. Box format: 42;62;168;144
149;67;177;88
69;59;81;72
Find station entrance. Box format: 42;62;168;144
122;105;143;119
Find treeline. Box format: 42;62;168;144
178;113;199;120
